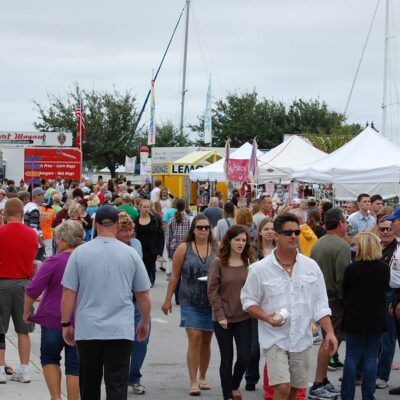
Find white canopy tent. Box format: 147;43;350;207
257;135;326;183
291;127;400;200
189;142;263;181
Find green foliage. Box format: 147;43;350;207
33;83;139;177
190;91;353;150
305;124;363;153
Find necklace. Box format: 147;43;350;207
275;253;295;272
194;241;209;265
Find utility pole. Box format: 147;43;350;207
382;0;389;138
180;0;190;140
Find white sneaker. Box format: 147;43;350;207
11;372;31;383
376;378;388;389
0;372;7;384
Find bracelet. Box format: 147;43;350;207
61;321;71;327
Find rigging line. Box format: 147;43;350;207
343;0;381;116
133;3;186;134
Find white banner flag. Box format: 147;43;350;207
148;79;156;145
204;75;212;145
125;156;136;173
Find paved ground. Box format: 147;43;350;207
3;270;400;399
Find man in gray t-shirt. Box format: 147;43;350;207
61;206;151;399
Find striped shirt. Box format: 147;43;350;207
166;212;191;257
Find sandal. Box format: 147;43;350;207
189;387;201;396
5;366;14;375
199;383;210;390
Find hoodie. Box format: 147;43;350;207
299;224;318;257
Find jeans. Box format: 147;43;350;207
76;339;132;400
128;305;151;385
377;290;396;381
245;318;260;385
213;319;252;400
341;332;382;400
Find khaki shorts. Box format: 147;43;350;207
0;279;34;334
264;345;311;388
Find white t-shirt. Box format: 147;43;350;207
150;187;161;202
389;239;400;288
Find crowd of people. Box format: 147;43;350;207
0;175;399;400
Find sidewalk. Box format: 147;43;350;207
2;326;64;399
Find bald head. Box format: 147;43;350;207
4;198;24;221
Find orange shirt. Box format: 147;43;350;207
40;206;55;240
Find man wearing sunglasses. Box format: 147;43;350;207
241;213;337;400
309;208;351;399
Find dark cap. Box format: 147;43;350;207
224;202;235;213
386;208;400;221
95;205;119;226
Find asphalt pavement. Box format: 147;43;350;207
2;269;400;399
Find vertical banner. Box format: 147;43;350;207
248;138;258;183
223;139;230;180
124;156;136;173
148;79;156;145
203;75;212;145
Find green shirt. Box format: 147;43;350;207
117;204;139;221
310;234;351;304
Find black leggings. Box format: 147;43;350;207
213;319;252;400
0;333;5;350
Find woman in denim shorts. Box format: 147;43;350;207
23;220;85;400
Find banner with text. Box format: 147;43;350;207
227;159;249;183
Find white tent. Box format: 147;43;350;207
257;135;326;182
189;142;263;181
291;127;400;199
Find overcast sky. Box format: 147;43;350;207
1;0;399;138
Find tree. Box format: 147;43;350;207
190;91;355;150
132;120;193;154
33;84;139;177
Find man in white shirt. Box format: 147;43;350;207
347;193;376;234
0;189;7;211
241;213;337;400
150;180;162;202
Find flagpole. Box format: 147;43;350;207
80;98;83;177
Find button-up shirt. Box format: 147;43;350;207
347;211;376;234
389;238;400;288
241;251;331;352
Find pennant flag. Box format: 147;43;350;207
223;139;230;180
148;79;156;145
74;100;85;149
203;75;212;145
248;138;258;182
125;156;136;173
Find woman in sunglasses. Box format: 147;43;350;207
208;225;255;400
162;214;216;396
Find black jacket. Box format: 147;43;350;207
342;259;390;334
134;214;165;257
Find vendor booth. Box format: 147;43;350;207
152;149;224;204
291;127;400;200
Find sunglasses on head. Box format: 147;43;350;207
280;229;301;237
379;227;392;232
196;225;211;231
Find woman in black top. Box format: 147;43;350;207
134;199;164;285
341;232;390;400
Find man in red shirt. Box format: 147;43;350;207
0;198;38;384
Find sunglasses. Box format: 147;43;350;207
280;229;301;237
379;227;392;232
196;225;211;231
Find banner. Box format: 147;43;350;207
227;159;249;183
148;79;156;145
203;75;212;144
124;156;136;173
0;131;72;147
24;148;81;185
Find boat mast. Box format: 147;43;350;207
382;0;389;137
180;0;190;140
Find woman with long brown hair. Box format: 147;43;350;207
162;214;216;396
208;225;255;400
256;217;275;260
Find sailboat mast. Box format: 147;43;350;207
180;0;190;140
382;0;389;137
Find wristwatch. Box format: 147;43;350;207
61;321;71;327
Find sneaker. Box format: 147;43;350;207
0;372;7;384
324;382;340;394
333;359;344;369
327;358;337;371
245;383;256;391
313;335;322;345
11;372;31;383
131;383;145;395
376;379;388;389
308;385;339;399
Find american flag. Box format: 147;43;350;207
74;101;85;149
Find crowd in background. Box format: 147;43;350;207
0;175;400;400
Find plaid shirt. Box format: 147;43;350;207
166;212;191;257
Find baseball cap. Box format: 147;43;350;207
386;208;400;221
291;197;301;205
32;187;45;197
95;205;119;226
42;195;51;206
